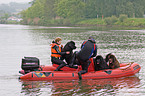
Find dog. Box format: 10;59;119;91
105;53;120;69
61;41;76;64
94;55;109;71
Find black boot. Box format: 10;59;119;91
78;70;87;80
54;63;66;71
78;72;82;80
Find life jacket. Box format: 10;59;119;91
50;43;61;57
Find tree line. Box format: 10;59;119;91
20;0;145;25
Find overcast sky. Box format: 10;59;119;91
0;0;32;4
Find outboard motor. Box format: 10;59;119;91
21;57;40;74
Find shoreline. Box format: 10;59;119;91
1;23;145;30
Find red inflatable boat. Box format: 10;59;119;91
19;58;96;75
19;62;141;81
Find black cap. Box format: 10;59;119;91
89;36;94;39
88;36;95;43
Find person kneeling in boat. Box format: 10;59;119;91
50;37;70;71
76;36;97;80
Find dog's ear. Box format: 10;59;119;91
105;53;112;62
95;56;98;61
100;56;104;61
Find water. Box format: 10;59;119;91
0;24;145;96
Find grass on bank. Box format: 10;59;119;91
76;18;106;25
76;18;145;27
115;18;145;27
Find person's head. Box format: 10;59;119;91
89;36;94;39
55;37;62;45
88;36;95;43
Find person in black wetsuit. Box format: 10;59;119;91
50;37;70;71
77;36;97;80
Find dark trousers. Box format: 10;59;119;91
51;57;66;71
51;57;66;65
76;55;90;74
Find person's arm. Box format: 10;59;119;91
81;41;87;49
91;45;97;57
81;42;84;48
53;45;68;55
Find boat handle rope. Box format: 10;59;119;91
120;62;134;70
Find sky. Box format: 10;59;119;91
0;0;32;4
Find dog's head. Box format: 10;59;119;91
68;41;76;50
63;41;76;51
108;55;116;64
94;55;109;70
105;53;117;64
106;53;120;69
95;55;104;65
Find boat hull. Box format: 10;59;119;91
19;62;141;81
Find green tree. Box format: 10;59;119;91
105;15;118;25
119;14;128;22
20;0;145;25
55;0;85;23
29;0;36;5
3;13;9;19
43;0;56;20
133;0;144;17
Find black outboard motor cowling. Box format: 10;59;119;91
21;57;40;73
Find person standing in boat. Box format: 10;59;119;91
50;37;70;71
77;36;97;80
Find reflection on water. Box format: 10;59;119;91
20;76;140;96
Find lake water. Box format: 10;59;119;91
0;24;145;96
